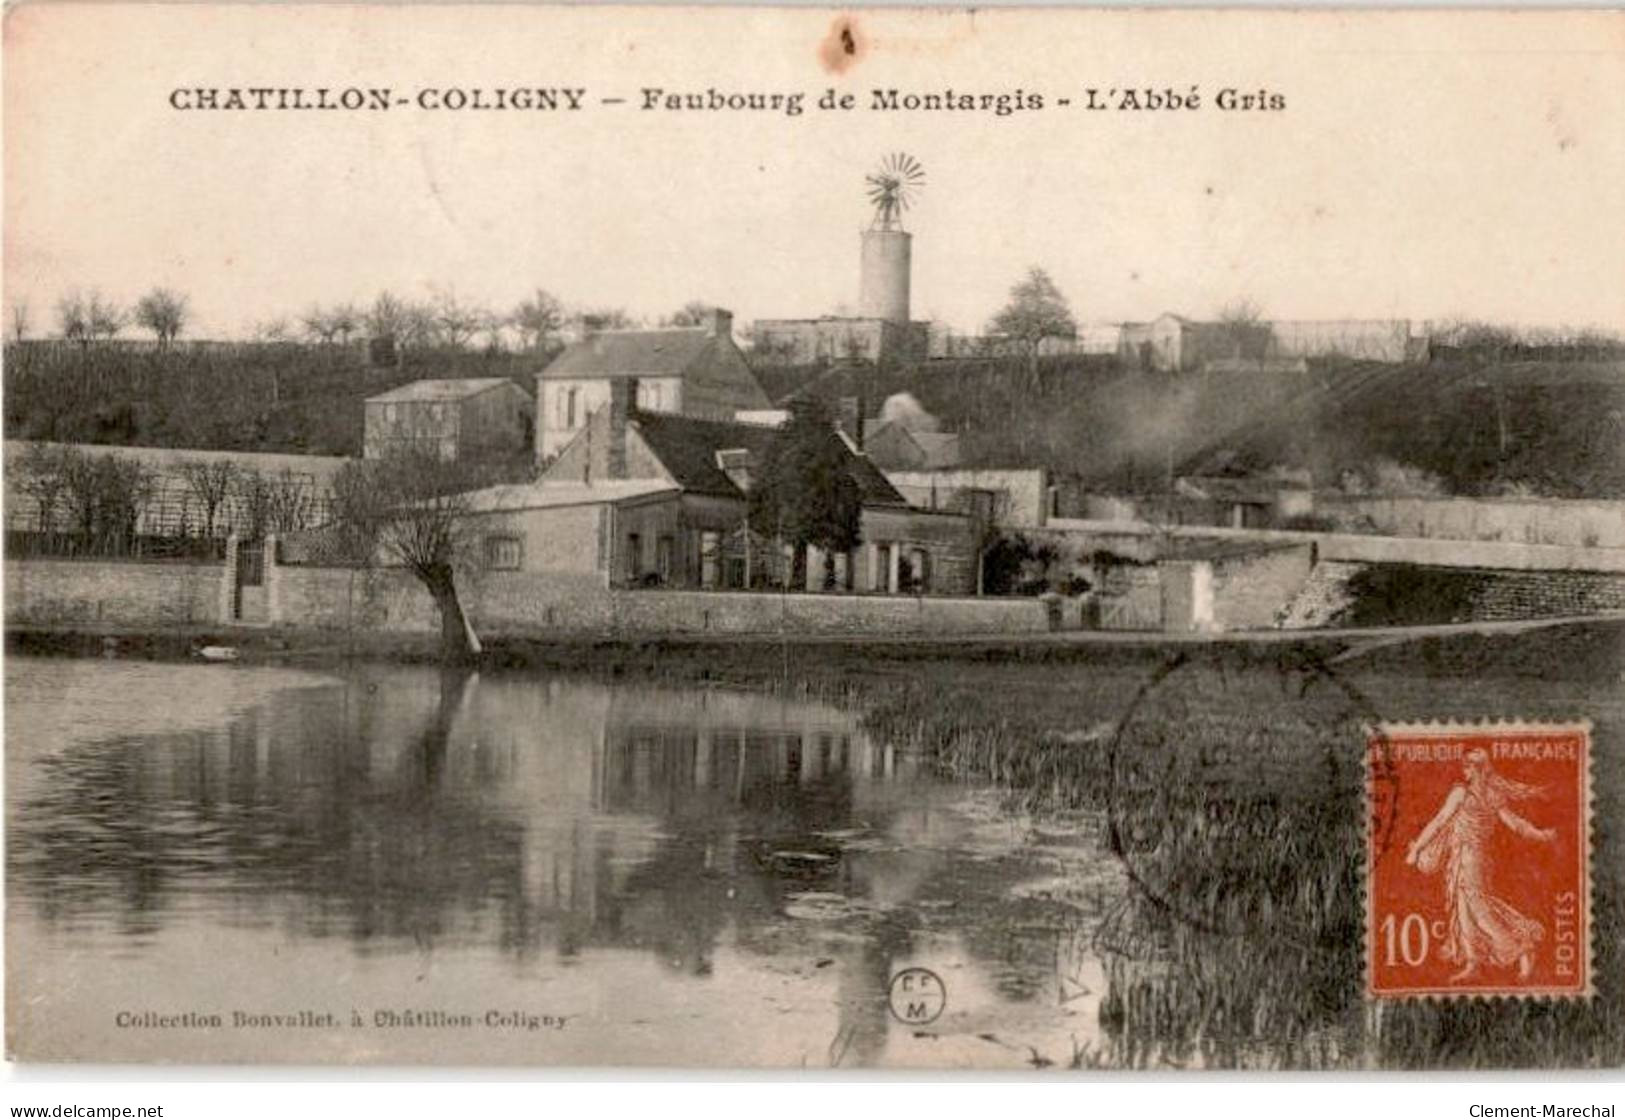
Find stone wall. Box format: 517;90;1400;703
1319;496;1625;550
5;558;225;626
1043;518;1625;574
273;563;1049;637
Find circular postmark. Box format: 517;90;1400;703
1103;646;1395;950
886;967;946;1026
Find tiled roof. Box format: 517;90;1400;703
909;431;962;469
631;413;909;507
366;378;522;403
539;329;715;380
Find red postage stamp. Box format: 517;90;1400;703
1366;722;1592;1000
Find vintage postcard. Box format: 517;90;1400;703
3;5;1623;1071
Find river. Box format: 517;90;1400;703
6;656;1122;1067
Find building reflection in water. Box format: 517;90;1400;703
12;666;922;990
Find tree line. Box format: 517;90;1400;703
7;286;725;354
10;444;331;554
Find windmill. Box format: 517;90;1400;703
865;152;926;231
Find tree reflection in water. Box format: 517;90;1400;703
10;662;1039;1051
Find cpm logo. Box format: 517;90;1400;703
887;967;947;1025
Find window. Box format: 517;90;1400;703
656;535;674;584
566;388;579;428
485;535;523;571
699;531;720;590
625;532;641;582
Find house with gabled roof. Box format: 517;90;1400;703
530;382;981;594
536;308;771;460
364;377;533;462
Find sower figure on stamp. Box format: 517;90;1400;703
1405;748;1557;982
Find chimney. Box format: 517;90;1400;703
707;307;734;339
604;377;636;480
835;396;862;445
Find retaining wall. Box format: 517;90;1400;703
1044;519;1625;574
1319;496;1625;550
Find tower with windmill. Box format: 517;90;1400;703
751;153;932;367
859;152;925;324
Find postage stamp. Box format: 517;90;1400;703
1365;722;1592;1000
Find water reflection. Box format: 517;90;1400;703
8;659;1106;1067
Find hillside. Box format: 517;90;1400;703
2;341;542;457
763;354;1625;499
5;342;1622;499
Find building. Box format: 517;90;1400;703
1118;315;1423;371
363;378;533;462
1266;319;1421;363
1119;314;1232;373
457;478;686;593
535;381;980;594
751;317;928;366
536;308;769;460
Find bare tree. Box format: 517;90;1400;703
663;301;713;328
330;303;361;344
400;300;439;350
478;309;508;353
300;302;361;345
511;288;565;351
1216;298;1271;361
15;443;69;532
56;291;96;346
56;449;152;552
264;470;320;534
228;468;275;538
578;307;636;332
366;291;411;341
179;459;240;537
329;449;484;661
134;287;190;345
86;292;127;341
301;305;343;345
250;317;294;343
8;300;30;342
430;288;486;350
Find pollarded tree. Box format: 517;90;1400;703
329;449;483;662
134;288;189;345
747;397;863;590
988;267;1077;387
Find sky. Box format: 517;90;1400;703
5;6;1624;340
